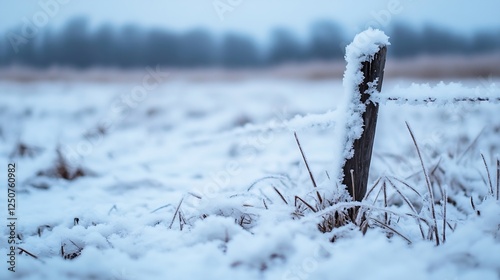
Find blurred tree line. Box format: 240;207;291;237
0;18;499;69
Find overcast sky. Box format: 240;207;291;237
1;0;500;41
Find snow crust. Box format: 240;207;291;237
2;78;499;279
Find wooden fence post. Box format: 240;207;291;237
342;46;387;201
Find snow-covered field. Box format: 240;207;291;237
1;73;500;280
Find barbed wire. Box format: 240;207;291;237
185;110;339;146
373;95;500;105
183;91;500;146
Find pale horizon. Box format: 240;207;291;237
1;0;499;42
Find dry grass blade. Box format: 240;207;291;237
481;153;494;195
385;178;419;216
406;121;439;246
349;170;356;202
383;180;388;224
151;204;173;214
273;186;288;205
372;182;384;205
69;240;82;250
430;157;442;176
295;196;317;213
108;205;118;215
179;210;186;231
294;132;322;205
18;247;38;259
430;159;445;199
457;128;484;163
188;192;203;200
169;197;184;229
443;187;447;243
364;177;382;200
470;196;480;216
390;177;423;198
247;175;293;191
37;225;51;237
386;177;425;239
371;218;412;244
447;221;456;232
497;158;499;200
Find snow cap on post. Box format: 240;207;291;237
345;28;390;68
